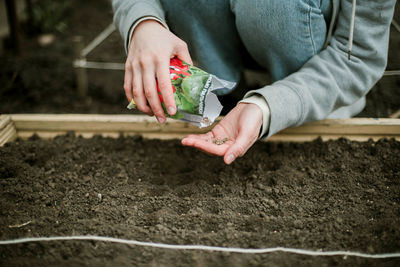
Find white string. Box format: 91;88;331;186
392;20;400;34
72;59;400;77
80;23;116;57
1;235;400;259
384;70;400;76
73;59;125;70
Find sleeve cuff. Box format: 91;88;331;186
238;94;271;139
127;16;169;52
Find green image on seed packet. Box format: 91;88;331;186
127;58;224;125
162;59;212;119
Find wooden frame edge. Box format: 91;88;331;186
0;115;17;146
5;114;400;143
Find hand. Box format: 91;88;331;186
182;103;263;164
124;20;193;123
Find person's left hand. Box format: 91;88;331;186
181;103;263;164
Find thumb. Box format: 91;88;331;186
224;130;257;165
174;42;193;65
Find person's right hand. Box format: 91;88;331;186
124;20;193;123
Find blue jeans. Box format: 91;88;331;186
161;0;332;93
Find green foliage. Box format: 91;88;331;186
30;0;71;33
181;75;209;113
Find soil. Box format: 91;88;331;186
0;1;399;117
0;0;129;114
0;135;399;266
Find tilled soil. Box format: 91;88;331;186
0;135;399;266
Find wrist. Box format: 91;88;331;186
239;95;270;138
238;102;263;127
128;17;169;51
238;102;262;114
132;19;166;38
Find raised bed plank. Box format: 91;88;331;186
11;114;205;133
0;115;17;146
7;114;400;142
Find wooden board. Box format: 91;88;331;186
0;115;17;146
269;118;400;141
11;114;206;133
5;114;400;143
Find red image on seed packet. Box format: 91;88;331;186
128;56;233;126
170;58;190;74
156;57;191;103
153;57;214;119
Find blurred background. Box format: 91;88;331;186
0;0;399;117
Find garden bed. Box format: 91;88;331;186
1;1;399;264
0;115;399;266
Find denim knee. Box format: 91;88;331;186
231;0;331;81
162;0;243;84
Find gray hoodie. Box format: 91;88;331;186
113;0;396;137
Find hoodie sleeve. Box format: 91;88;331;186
112;0;167;53
245;0;396;138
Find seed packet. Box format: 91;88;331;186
127;57;235;127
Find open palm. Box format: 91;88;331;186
181;103;263;164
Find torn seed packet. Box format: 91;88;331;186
127;57;236;128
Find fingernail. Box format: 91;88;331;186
226;154;235;164
168;106;176;115
157;116;165;123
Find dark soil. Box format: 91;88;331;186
0;135;399;266
0;0;129;114
0;1;399;117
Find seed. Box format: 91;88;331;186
212;137;230;145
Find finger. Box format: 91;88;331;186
184;137;229;156
156;61;176;116
132;66;152;115
182;133;232;156
142;64;166;123
144;99;154;116
174;41;193;65
182;132;213;146
123;62;133;101
224;130;257;165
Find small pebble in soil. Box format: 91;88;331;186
97;193;102;201
212;137;230;145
